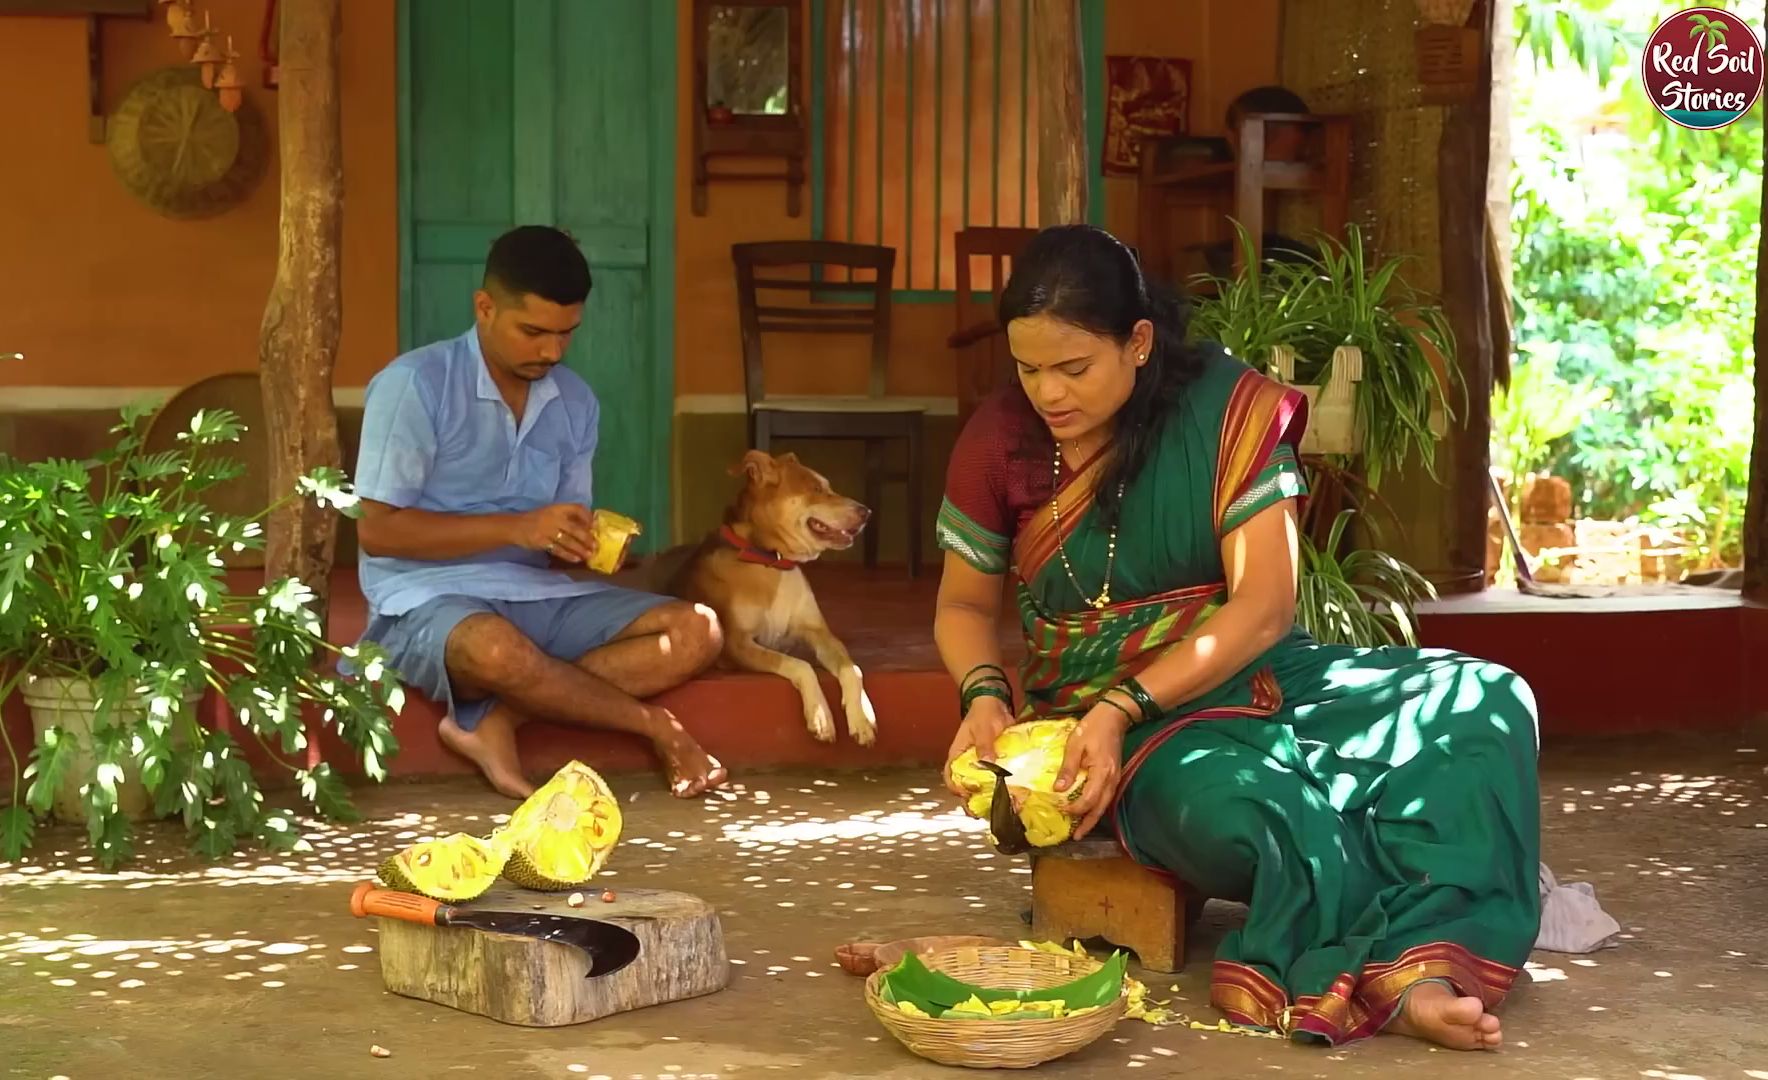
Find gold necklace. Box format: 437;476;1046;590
1051;440;1123;610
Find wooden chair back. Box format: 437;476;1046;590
731;240;896;405
949;227;1037;423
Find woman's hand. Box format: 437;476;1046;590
943;696;1016;797
1055;705;1131;840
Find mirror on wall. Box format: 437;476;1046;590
692;0;805;216
706;4;790;116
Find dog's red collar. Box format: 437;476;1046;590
719;524;802;570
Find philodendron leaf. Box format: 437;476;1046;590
23;727;78;816
0;805;35;862
298;763;359;823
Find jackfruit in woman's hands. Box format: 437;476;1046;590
948;718;1086;848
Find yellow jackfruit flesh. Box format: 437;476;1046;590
948;718;1087;848
497;760;623;890
376;832;506;902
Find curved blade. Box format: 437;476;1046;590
441;910;643;978
978;759;1030;856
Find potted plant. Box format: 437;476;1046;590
1188;221;1459;490
0;403;403;868
1295;509;1438;647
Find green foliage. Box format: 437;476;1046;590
1491;346;1612;512
1189;221;1458;490
1510;0;1759;569
0;406;403;866
1295;510;1438;648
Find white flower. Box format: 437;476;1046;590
185;582;208;606
127;583;143;600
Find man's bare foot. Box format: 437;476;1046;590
1386;980;1502;1050
438;713;535;800
648;710;728;798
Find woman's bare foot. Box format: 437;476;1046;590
438;712;535;800
648;709;728;797
1386;980;1502;1050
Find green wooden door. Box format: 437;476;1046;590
398;0;676;549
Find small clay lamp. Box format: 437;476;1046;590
214;36;243;112
165;0;201;60
191;15;223;89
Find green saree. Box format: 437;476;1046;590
936;347;1541;1045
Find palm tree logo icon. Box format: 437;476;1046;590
1686;11;1730;58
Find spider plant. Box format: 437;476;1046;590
1295;510;1438;647
1189;221;1462;489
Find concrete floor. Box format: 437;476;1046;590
3;734;1766;1080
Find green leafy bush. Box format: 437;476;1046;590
0;404;402;867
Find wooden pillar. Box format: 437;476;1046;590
1436;0;1496;592
1032;0;1087;226
260;0;344;609
1744;118;1768;601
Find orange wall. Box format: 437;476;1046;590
0;0;1274;396
0;1;398;391
1099;0;1281;240
673;0;1281;399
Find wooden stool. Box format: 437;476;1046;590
1029;836;1198;973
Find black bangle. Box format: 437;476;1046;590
1115;677;1162;725
961;663;1010;691
1095;694;1137;726
961;683;1013;715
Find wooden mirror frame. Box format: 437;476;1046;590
691;0;805;217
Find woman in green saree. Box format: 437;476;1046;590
934;225;1539;1051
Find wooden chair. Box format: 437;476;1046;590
731;240;925;575
948;226;1038;429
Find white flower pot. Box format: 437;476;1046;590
20;675;193;824
1268;344;1365;456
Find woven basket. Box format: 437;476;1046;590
863;946;1124;1069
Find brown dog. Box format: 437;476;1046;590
662;450;878;745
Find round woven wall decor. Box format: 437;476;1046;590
107;66;267;219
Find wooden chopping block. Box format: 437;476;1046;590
372;885;728;1027
1029;835;1196;974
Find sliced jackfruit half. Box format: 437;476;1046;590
949;718;1088;848
376;832;508;902
498;760;623;890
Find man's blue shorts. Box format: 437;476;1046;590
361;588;670;731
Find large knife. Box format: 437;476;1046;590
349;882;642;979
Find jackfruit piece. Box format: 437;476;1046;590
376;832;506;902
948;718;1087;848
895;1001;931;1018
498;760;623;890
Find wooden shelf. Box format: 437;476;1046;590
1136;112;1351;284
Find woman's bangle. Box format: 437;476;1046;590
1114;677;1162;725
960;663;1010;692
960;683;1013;715
1094;694;1137;726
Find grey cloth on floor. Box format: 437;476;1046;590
1535;862;1621;953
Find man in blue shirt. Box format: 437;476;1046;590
354;225;727;799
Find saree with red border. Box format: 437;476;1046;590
935;346;1540;1045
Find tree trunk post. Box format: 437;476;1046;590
260;0;344;612
1745;116;1768;600
1033;0;1087;226
1437;0;1497;592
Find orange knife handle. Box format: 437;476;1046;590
350;881;447;925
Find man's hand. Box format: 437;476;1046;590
514;503;599;564
1055;704;1130;841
